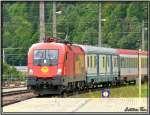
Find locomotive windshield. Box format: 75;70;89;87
33;49;58;66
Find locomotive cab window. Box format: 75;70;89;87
33;49;58;66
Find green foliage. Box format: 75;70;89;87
3;63;26;81
2;2;148;66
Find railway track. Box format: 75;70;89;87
2;90;30;96
2;83;137;106
2;89;36;106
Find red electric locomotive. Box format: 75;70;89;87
27;37;86;95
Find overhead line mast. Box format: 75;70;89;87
39;1;45;42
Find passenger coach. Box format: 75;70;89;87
77;45;120;87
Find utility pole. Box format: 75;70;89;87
138;48;142;109
52;1;56;37
3;48;5;63
141;20;145;51
39;1;45;42
98;2;102;47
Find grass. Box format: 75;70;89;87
73;82;148;98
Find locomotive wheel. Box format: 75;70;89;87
60;91;67;98
34;91;43;97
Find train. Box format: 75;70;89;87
27;37;148;95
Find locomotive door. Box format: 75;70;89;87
65;51;74;77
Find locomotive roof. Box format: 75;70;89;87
75;44;118;55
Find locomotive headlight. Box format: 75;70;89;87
57;68;62;75
29;69;33;75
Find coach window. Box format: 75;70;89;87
145;58;146;67
129;58;131;68
123;58;125;68
125;58;127;68
127;58;129;68
141;58;142;67
131;58;133;68
90;56;92;68
130;58;132;68
143;58;145;67
87;56;89;68
126;58;128;68
141;58;143;67
145;58;147;67
143;58;144;67
124;58;125;68
134;58;136;68
127;58;128;68
144;58;146;67
142;58;143;67
133;58;135;68
136;58;138;68
129;58;130;68
121;57;124;68
107;56;109;67
114;56;117;67
94;56;96;68
121;57;123;67
103;56;105;68
128;58;130;68
143;58;145;68
134;58;135;68
144;58;145;67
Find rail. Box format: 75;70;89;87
2;89;35;106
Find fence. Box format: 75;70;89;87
2;74;27;88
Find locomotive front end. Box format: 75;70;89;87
27;42;65;95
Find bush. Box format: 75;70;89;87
2;63;26;81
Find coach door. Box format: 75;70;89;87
112;55;119;77
99;55;107;78
106;55;111;75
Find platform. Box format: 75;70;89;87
2;98;148;113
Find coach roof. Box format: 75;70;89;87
75;44;118;55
